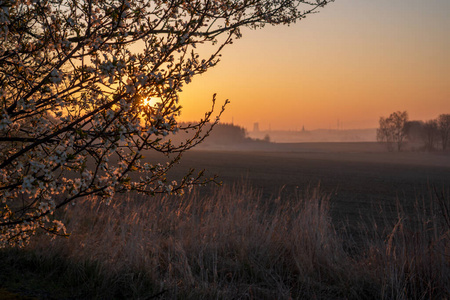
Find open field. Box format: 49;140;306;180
166;142;450;229
1;142;449;299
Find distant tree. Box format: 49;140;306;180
204;123;247;145
405;120;425;143
437;114;450;150
263;134;271;143
377;117;395;151
0;0;334;246
377;111;408;151
423;119;439;151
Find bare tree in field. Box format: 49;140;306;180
377;117;394;151
437;114;450;150
377;111;408;152
0;0;334;246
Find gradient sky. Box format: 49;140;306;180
178;0;450;131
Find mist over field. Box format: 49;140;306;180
248;128;377;143
165;141;449;224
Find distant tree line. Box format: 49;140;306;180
204;123;247;144
168;122;249;146
377;111;450;151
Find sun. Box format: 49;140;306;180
141;97;159;108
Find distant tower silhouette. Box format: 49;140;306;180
302;125;305;132
253;122;260;132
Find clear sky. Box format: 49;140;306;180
178;0;450;131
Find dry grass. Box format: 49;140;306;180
358;188;450;299
1;184;449;299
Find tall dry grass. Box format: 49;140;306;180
359;187;450;299
2;184;449;299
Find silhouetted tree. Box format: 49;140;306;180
423;119;439;151
377;111;408;151
0;0;334;246
437;114;450;150
377;117;395;151
405;120;425;143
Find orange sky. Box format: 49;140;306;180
178;0;450;131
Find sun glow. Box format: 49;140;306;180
142;97;159;108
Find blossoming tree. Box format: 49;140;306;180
0;0;333;246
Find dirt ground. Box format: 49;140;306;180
157;142;450;231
